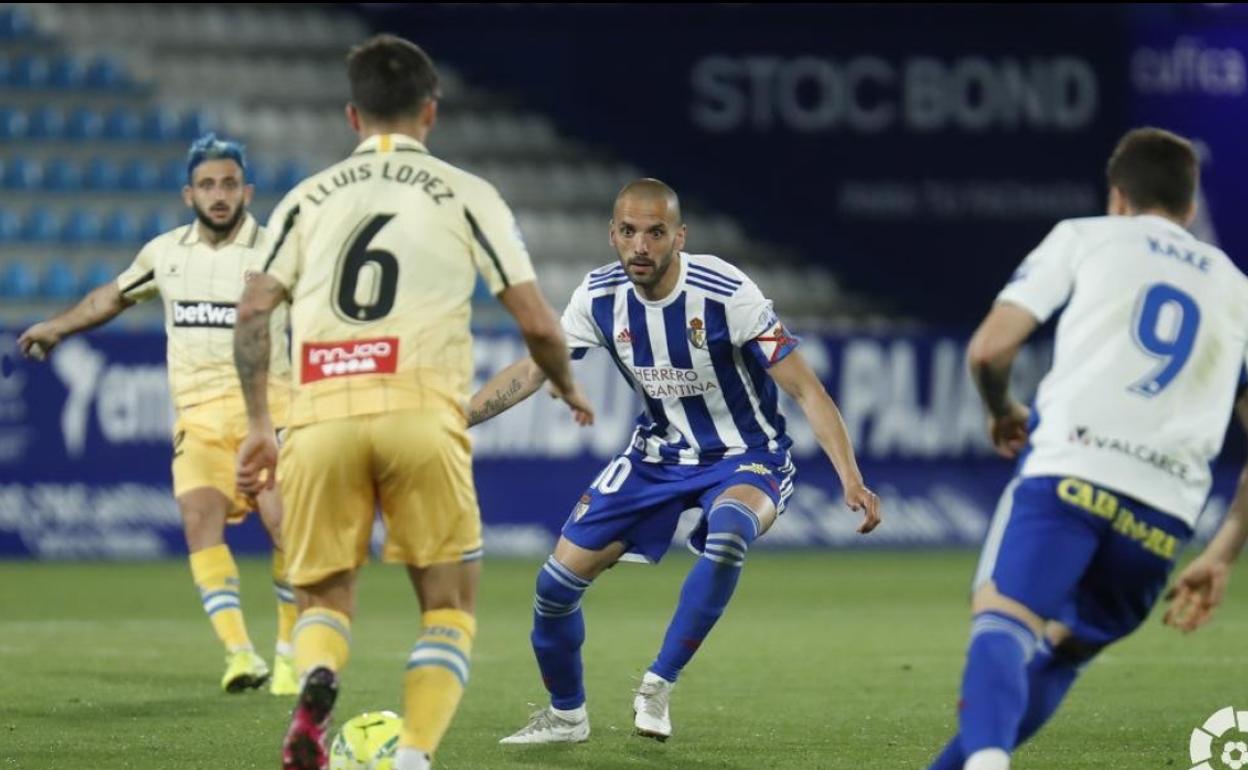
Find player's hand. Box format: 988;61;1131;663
17;322;61;361
236;428;279;497
547;381;595;427
844;481;881;534
988;402;1031;459
1163;555;1231;633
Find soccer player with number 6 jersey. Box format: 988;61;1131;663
925;127;1248;770
471;178;882;745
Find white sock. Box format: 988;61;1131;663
965;748;1010;770
552;704;587;722
275;641;293;658
395;747;431;770
642;670;672;686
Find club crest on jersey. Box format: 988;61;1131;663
572;494;592;521
735;463;773;477
688;317;707;350
301;336;399;383
617;328;633;345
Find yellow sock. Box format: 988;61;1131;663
401;609;477;756
293;607;352;676
189;544;252;652
271;549;297;656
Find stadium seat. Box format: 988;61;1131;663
21;209;59;243
84;157;122;191
26;106;63;140
119;159;159;192
41;261;79;300
103;108;142;141
0;6;37;41
3;157;41;190
61;209;102;245
84;55;128;90
160;158;186;191
101;210;140;245
181;109;213;140
0;210;21;243
9;54;48;88
64;106;104;140
142;108;181;143
0;262;39;299
47;54;85;89
274;160;307;193
80;261;117;292
246;160;274;193
42;158;81;191
140;210;179;242
0;106;24;140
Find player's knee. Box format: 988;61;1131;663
533;556;591;620
703;499;761;567
1048;635;1102;667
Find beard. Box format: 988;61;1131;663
627;247;676;288
193;202;246;235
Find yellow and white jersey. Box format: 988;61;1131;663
116;214;292;414
262;133;537;427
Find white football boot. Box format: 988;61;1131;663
633;672;673;741
499;705;590;744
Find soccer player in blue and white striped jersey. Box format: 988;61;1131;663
470;179;881;744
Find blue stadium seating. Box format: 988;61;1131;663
0;106;24;140
0;210;21;243
3;157;41;190
84;157;122;191
22;209;59;243
143;108;181;143
140;210;180;242
47;55;85;90
101;210;140;245
41;261;79;299
103;108;142;141
42;158;81;191
64;106;104;140
0;262;39;299
61;209;102;244
84;55;128;91
9;54;48;88
26;106;63;139
0;6;37;41
80;261;117;293
119;159;159;192
181;109;213;140
247;160;274;193
274;160;307;192
161;157;186;191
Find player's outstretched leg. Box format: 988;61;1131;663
926;635;1084;769
283;573;354;770
500;555;596;744
639;495;766;741
956;610;1038;770
181;489;267;692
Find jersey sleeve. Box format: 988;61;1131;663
465;181;538;295
996;220;1080;323
116;240;160;303
560;281;601;360
729;275;800;369
262;190;304;292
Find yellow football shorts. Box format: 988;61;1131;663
171;394;288;522
278;407;483;587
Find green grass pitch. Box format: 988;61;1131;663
1;551;1243;769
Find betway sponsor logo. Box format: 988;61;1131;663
1069;426;1191;480
171;301;237;328
631;366;719;400
301;337;399;384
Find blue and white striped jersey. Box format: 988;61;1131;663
561;252;799;464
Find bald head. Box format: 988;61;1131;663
614;178;681;225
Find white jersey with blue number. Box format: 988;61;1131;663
1001;214;1248;527
561;252;799;465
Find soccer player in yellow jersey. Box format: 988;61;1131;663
17;135;300;696
232;35;593;770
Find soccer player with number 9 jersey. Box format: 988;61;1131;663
926;128;1248;770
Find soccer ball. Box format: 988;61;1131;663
329;710;402;770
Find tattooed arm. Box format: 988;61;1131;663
18;282;133;360
233;271;286;495
967;302;1039;459
467;357;547;427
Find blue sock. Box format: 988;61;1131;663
531;556;592;710
958;612;1037;759
649;499;760;683
926;638;1083;769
